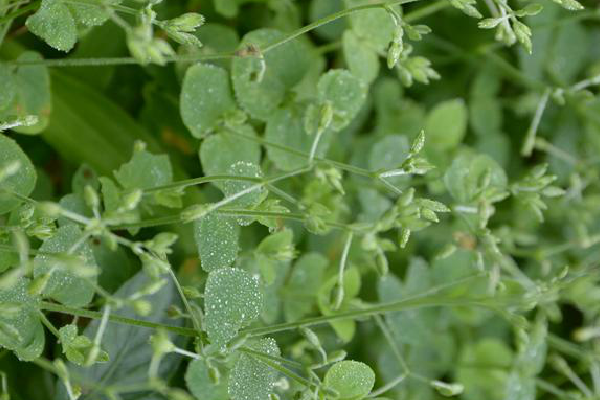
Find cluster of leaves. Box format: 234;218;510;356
1;0;600;400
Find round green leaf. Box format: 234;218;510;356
181;64;237;138
199;126;261;178
0;278;45;361
318;267;361;342
33;225;97;307
194;213;240;272
228;338;280;400
66;2;109;27
222;161;266;226
324;360;376;400
309;0;345;40
185;360;228;400
317;69;367;131
284;253;328;322
204;268;263;348
368;134;410;186
0;65;16;111
12;52;52;135
265;105;333;171
444;152;507;203
232;29;310;120
0;134;37;215
26;0;78;52
343;30;380;83
424;99;468;151
114;147;173;190
344;0;398;52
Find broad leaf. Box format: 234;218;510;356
114;146;173;190
56;271;181;400
317;69;367;131
424;99;468;151
228;338;280;400
0;278;45;361
343;30;379;83
181;64;237;138
318;267;361;342
26;0;78;52
185;359;228;400
33;225;97;307
344;0;398;51
194;213;240;272
265;105;333;171
199;126;261;178
444;152;507;204
0;134;37;215
0;64;16;111
284;253;328;322
232;28;310;120
324;360;375;400
204;268;263;348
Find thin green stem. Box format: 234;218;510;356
262;0;421;54
113;208;364;232
240;346;304;369
374;315;410;373
226;129;375;178
167;269;203;338
142;175;261;194
2;52;236;67
247;350;316;389
242;274;527;337
38;311;61;338
521;88;551;157
40;301;198;337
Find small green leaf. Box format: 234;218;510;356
344;0;398;51
194;213;240;272
33;225;97;307
55;272;181;398
317;69;367;131
26;0;78;52
284;253;328;322
66;1;110;27
342;30;380;83
199;127;261;178
185;360;228;400
369;134;410;186
228;338;280;400
204;268;263;348
256;228;295;261
181;64;237;138
324;360;376;400
0;134;37;215
221;161;265;212
114;145;173;190
456;339;513;400
0;278;44;361
318;267;361;342
425;99;468;151
1;52;52;135
444;152;507;203
232;29;310;120
0;65;16;112
265;105;333;171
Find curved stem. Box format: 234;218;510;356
262;0;421;54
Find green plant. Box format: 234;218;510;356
1;0;600;399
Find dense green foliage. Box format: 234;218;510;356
1;0;600;399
